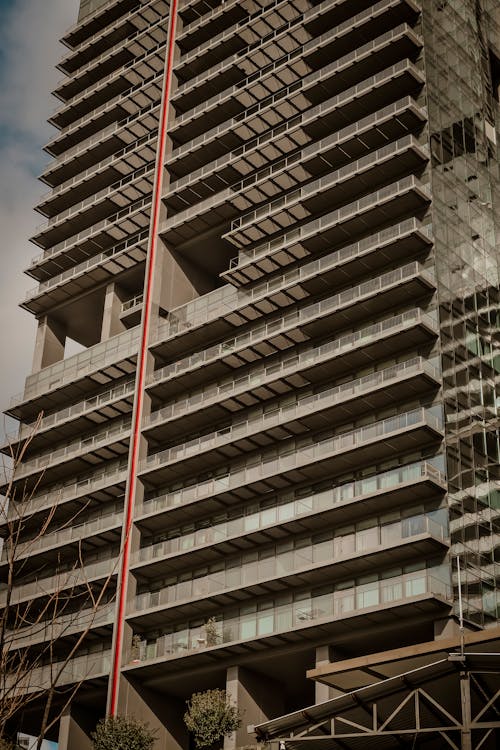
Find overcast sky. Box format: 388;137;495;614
0;0;79;440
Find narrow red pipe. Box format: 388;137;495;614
109;0;178;716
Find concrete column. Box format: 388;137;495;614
57;705;94;750
434;616;466;641
224;666;285;750
315;645;344;703
117;674;188;750
101;282;127;340
157;240;214;313
32;316;66;372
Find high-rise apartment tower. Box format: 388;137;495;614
2;0;500;746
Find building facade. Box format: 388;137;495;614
1;0;500;746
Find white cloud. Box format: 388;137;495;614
0;0;79;439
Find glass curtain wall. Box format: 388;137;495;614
422;0;500;625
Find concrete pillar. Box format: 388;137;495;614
224;666;285;750
32;316;66;372
57;705;94;750
158;240;214;313
434;617;465;641
117;674;188;750
101;282;127;340
315;645;344;703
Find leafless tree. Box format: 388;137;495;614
0;416;120;748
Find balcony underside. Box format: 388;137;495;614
2;388;135;457
3;521;122;575
171;23;421;159
61;0;139;51
146;271;435;402
8;471;128;531
147;310;437;411
150;220;432;367
38;132;158;219
142;364;440;480
139;421;444;533
50;45;166;131
7;350;137;423
41;104;160;187
123;595;451;698
164;95;426;218
28;196;153;282
168;59;423;181
22;241;147;316
130;535;448;629
44;71;163;160
134;473;446;565
222;179;430;287
12;431;131;490
162;133;427;248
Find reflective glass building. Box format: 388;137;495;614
2;0;499;746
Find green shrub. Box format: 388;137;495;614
184;689;242;750
91;716;156;750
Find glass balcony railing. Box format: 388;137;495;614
14;417;131;480
150;262;433;387
130;570;451;665
52;37;167;120
155;218;429;345
135;512;448;612
172;57;421;163
176;19;419;136
33;190;152;255
44;120;117;170
136;461;445;563
169;95;424;197
38;162;155;234
67;0;165;49
140;407;442;517
143;358;439;473
25;229;149;302
7;650;112;693
8;511;123;563
54;67;163;142
11;327;140;409
2;555;119;606
8;460;127;522
10;378;135;443
178;0;406;91
10;601;115;651
42;96;160;188
179;0;242;37
178;0;305;74
229;136;425;237
147;309;437;429
229;176;430;271
40;130;155;205
55;11;166;96
166;128;426;238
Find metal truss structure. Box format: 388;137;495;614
256;653;500;749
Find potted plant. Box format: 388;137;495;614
184;689;242;750
130;634;143;663
204;617;219;647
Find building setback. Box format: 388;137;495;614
1;0;500;746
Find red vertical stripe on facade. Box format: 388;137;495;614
109;0;178;716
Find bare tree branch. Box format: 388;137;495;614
0;416;122;747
